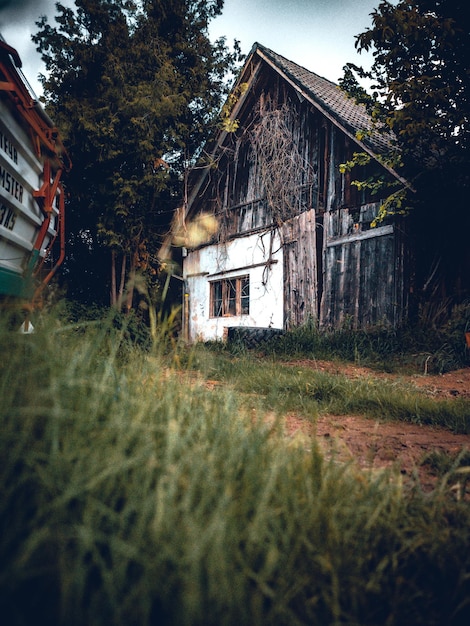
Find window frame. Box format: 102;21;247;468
209;275;250;318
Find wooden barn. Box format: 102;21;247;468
171;43;412;342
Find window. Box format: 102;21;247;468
210;275;249;317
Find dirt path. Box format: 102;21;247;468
281;361;470;492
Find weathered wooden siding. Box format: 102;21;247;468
210;71;326;237
281;209;318;328
321;203;405;327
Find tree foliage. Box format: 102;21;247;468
353;0;468;180
342;0;470;308
33;0;241;307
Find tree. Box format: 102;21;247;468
33;0;241;308
342;0;470;313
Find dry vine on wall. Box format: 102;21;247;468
250;103;310;285
211;103;310;281
251;103;308;226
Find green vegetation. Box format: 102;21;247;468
191;349;470;434
341;0;470;308
33;0;242;307
1;309;470;625
260;303;470;374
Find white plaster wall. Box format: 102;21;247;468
183;231;284;342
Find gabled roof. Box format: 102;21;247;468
253;43;393;155
158;42;408;259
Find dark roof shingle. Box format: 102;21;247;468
254;43;393;154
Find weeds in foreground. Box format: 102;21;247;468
422;449;470;476
1;311;470;625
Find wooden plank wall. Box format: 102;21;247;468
281;209;318;329
321;204;404;328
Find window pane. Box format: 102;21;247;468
211;281;222;317
226;279;236;316
241;276;249;314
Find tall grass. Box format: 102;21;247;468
1;310;470;625
261;303;470;373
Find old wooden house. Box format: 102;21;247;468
172;43;412;342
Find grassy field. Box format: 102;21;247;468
189;343;470;434
1;309;470;625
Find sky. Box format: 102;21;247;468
0;0;381;98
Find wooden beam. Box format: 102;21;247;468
208;259;278;278
326;224;394;247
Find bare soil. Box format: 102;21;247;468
281;361;470;492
